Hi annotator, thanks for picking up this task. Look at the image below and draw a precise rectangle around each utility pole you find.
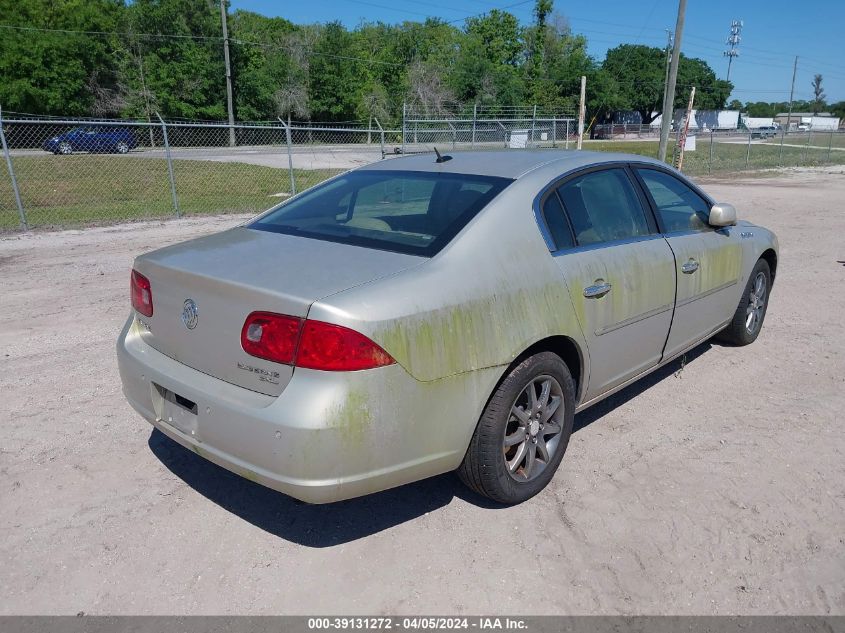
[658,0,686,162]
[220,0,236,147]
[785,56,798,134]
[723,19,743,82]
[662,29,673,120]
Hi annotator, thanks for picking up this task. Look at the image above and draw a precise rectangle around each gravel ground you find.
[1,166,843,615]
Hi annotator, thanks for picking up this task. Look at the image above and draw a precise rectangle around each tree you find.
[465,10,522,68]
[307,22,362,121]
[601,45,732,124]
[526,0,554,81]
[0,0,124,116]
[126,0,227,120]
[228,10,297,121]
[273,81,309,124]
[601,45,665,124]
[676,56,732,111]
[811,74,826,114]
[406,60,453,117]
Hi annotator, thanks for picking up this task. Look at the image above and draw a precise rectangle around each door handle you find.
[583,282,612,298]
[681,259,700,274]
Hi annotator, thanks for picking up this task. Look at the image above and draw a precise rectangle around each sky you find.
[230,0,845,105]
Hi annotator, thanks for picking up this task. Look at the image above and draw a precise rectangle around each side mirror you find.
[709,203,737,227]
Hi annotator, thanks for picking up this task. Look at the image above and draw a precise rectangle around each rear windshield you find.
[250,170,512,256]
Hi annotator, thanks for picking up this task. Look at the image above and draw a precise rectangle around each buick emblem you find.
[181,299,198,330]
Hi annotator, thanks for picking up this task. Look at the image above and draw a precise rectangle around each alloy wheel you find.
[503,375,565,482]
[745,271,767,334]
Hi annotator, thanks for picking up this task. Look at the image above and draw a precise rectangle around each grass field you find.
[581,137,844,175]
[2,139,843,230]
[0,155,340,230]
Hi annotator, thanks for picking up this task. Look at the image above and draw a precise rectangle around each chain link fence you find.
[2,111,844,232]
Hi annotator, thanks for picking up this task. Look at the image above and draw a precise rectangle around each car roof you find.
[357,150,668,180]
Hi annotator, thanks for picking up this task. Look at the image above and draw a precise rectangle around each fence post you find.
[804,129,811,163]
[401,102,406,154]
[278,118,297,196]
[709,129,714,174]
[156,113,180,218]
[374,118,385,158]
[828,129,834,162]
[745,130,751,169]
[471,103,477,149]
[565,120,570,150]
[530,104,537,147]
[552,116,557,148]
[0,106,28,231]
[778,127,785,165]
[497,121,507,148]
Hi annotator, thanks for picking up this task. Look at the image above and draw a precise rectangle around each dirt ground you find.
[1,166,843,615]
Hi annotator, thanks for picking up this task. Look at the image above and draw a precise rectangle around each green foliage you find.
[601,45,734,124]
[0,0,757,125]
[0,0,124,115]
[601,45,666,124]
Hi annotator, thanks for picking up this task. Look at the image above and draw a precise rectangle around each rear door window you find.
[251,170,511,256]
[556,169,652,245]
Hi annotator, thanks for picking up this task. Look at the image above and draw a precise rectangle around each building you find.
[773,113,839,130]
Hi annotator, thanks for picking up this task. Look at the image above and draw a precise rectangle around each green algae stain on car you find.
[374,281,583,382]
[327,388,373,444]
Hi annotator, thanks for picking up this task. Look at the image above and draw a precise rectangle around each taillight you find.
[241,312,302,365]
[297,320,395,371]
[240,312,395,371]
[130,269,153,317]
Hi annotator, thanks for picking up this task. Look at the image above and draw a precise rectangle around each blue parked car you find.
[42,126,138,155]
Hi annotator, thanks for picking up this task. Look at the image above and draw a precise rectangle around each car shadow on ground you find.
[148,340,713,547]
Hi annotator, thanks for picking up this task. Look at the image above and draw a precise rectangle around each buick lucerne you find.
[117,151,778,504]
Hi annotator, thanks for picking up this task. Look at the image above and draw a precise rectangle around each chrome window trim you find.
[550,233,667,257]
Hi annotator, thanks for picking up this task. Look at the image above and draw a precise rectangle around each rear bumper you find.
[117,316,498,503]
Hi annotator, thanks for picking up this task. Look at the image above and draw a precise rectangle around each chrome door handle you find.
[681,259,700,274]
[583,282,612,298]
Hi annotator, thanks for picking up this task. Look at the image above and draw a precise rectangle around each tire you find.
[718,258,771,346]
[458,352,576,504]
[58,142,72,155]
[115,141,129,154]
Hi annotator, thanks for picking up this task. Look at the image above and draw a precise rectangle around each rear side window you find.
[636,169,711,233]
[541,192,574,249]
[557,169,651,245]
[251,170,511,256]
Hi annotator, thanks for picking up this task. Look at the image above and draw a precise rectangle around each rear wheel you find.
[458,352,575,504]
[718,258,771,346]
[58,142,72,155]
[115,141,129,154]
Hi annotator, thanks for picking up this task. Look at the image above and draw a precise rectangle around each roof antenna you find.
[433,146,452,163]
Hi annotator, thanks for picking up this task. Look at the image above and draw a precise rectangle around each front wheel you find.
[718,258,771,346]
[458,352,575,504]
[115,141,129,154]
[58,142,72,155]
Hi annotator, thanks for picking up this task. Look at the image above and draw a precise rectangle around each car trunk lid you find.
[133,227,424,396]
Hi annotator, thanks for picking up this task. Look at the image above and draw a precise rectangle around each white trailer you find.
[743,116,775,128]
[671,109,740,131]
[804,116,840,131]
